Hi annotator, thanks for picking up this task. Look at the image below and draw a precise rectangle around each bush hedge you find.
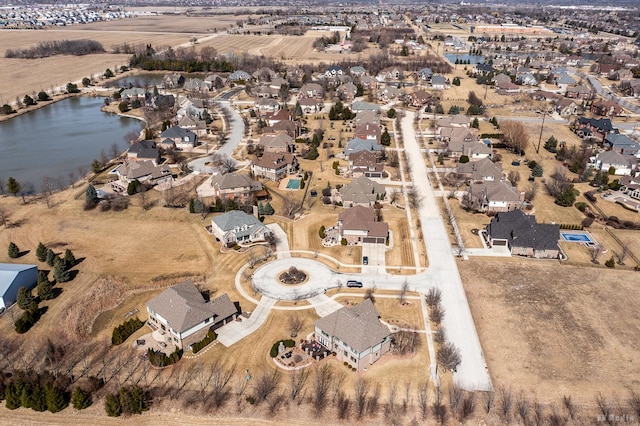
[191,329,217,353]
[269,339,295,358]
[111,317,144,345]
[147,347,183,367]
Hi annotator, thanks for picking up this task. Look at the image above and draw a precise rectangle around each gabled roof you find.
[457,158,502,180]
[209,173,262,191]
[259,132,293,150]
[118,160,170,180]
[338,205,388,238]
[578,117,613,133]
[556,72,576,85]
[314,298,390,353]
[1,263,37,299]
[595,150,635,167]
[146,280,237,334]
[345,137,383,155]
[486,209,559,252]
[341,176,385,205]
[251,152,296,169]
[211,210,264,232]
[129,140,158,159]
[160,126,197,141]
[606,133,640,150]
[351,101,381,113]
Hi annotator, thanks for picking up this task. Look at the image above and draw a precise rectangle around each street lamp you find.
[535,110,546,154]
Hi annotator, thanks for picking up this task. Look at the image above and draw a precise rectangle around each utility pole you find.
[536,110,546,154]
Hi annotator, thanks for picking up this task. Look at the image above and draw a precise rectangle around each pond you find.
[0,96,141,191]
[444,53,486,65]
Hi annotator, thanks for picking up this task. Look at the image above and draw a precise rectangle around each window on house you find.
[205,318,210,324]
[344,350,348,357]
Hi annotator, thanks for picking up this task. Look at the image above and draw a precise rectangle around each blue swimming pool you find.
[561,232,595,243]
[286,178,301,189]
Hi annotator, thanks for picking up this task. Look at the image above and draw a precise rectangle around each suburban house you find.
[338,205,388,244]
[120,88,146,102]
[176,98,205,120]
[258,132,294,153]
[574,117,614,142]
[619,175,640,200]
[430,74,449,90]
[350,66,367,77]
[255,98,281,113]
[264,109,292,127]
[344,137,383,156]
[565,84,593,100]
[485,210,560,259]
[467,180,522,214]
[297,98,324,114]
[376,86,404,103]
[339,176,386,207]
[405,90,433,108]
[456,158,503,182]
[183,78,208,93]
[251,152,298,181]
[314,298,391,372]
[211,210,272,246]
[591,100,624,117]
[351,101,381,114]
[197,173,265,202]
[354,110,380,127]
[117,160,172,186]
[605,134,640,157]
[146,280,238,350]
[128,140,160,165]
[160,126,198,150]
[178,115,207,137]
[594,151,636,176]
[349,150,385,178]
[229,70,252,82]
[337,82,358,101]
[0,263,38,310]
[417,67,434,81]
[162,73,185,89]
[354,123,381,144]
[555,98,583,117]
[298,83,324,99]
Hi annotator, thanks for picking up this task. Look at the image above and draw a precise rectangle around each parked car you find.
[346,280,363,288]
[362,256,369,265]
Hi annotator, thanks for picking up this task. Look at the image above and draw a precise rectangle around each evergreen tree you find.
[63,249,76,267]
[16,286,34,310]
[71,387,92,410]
[472,117,480,128]
[31,385,48,412]
[294,101,302,117]
[20,385,33,409]
[45,249,56,266]
[45,383,68,413]
[263,201,275,215]
[7,177,21,196]
[381,129,391,146]
[37,278,54,301]
[36,242,47,262]
[5,382,21,409]
[8,242,20,258]
[189,198,195,213]
[85,184,99,207]
[105,393,122,417]
[53,261,71,283]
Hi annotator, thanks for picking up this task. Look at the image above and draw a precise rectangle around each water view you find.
[0,96,141,191]
[444,53,486,65]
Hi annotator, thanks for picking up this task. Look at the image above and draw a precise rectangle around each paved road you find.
[401,110,491,391]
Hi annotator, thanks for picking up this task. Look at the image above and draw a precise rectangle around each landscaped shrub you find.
[283,339,295,348]
[581,217,595,228]
[459,155,469,164]
[36,243,47,262]
[575,202,587,213]
[319,225,326,239]
[147,347,183,367]
[71,387,92,410]
[111,317,144,345]
[341,238,347,246]
[605,256,615,268]
[8,242,19,258]
[191,329,217,353]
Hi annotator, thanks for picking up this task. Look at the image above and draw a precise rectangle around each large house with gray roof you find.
[146,280,238,350]
[485,210,560,259]
[339,176,386,207]
[160,126,198,151]
[314,298,391,371]
[211,210,272,247]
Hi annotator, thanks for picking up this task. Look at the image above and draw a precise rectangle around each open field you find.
[460,257,640,404]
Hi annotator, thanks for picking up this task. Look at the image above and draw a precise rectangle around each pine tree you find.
[16,286,34,310]
[53,261,71,283]
[71,387,92,410]
[63,249,76,267]
[7,177,20,196]
[36,242,47,262]
[45,249,56,266]
[105,393,122,417]
[4,382,21,409]
[45,383,68,413]
[263,201,274,215]
[20,385,33,409]
[37,279,54,301]
[85,183,99,208]
[8,242,19,258]
[31,385,48,412]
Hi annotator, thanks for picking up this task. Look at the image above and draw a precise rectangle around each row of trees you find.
[6,39,105,59]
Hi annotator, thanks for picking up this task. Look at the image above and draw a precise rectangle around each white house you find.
[594,151,636,176]
[211,210,272,247]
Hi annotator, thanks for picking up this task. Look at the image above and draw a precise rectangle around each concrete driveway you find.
[361,243,386,274]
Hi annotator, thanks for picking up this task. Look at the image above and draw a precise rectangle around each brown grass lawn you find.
[460,257,640,404]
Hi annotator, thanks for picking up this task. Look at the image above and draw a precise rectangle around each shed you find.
[0,263,38,309]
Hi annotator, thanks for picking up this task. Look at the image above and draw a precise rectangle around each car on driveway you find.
[362,256,369,265]
[346,280,363,288]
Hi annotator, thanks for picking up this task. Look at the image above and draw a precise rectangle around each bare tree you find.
[449,382,463,412]
[288,369,309,403]
[367,382,381,417]
[110,142,121,159]
[501,120,529,155]
[459,391,476,421]
[287,315,304,338]
[399,278,409,305]
[0,177,5,195]
[628,391,640,419]
[425,287,441,307]
[524,181,538,202]
[312,363,333,414]
[563,394,577,420]
[252,369,280,404]
[124,129,140,145]
[77,165,88,179]
[614,241,630,265]
[483,390,495,414]
[407,185,423,209]
[68,171,76,188]
[354,377,370,419]
[210,361,235,408]
[590,245,603,264]
[596,393,614,425]
[0,206,9,228]
[533,400,545,426]
[507,170,521,188]
[431,387,448,425]
[392,330,421,355]
[429,304,445,326]
[282,198,302,218]
[383,381,397,419]
[517,392,530,423]
[336,391,351,419]
[499,386,513,422]
[417,381,430,420]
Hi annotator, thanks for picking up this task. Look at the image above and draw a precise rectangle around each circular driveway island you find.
[252,258,347,300]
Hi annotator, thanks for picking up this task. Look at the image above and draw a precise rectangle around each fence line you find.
[604,227,640,267]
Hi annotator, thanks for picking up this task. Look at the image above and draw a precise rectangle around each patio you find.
[132,329,178,356]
